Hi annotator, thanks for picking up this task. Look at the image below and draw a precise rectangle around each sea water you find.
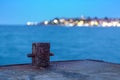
[0,25,120,65]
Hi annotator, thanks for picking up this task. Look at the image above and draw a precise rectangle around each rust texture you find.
[27,43,54,67]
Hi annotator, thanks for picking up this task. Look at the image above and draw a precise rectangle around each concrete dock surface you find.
[0,60,120,80]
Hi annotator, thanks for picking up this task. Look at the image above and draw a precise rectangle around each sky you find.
[0,0,120,25]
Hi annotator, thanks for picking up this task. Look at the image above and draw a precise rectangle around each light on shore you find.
[26,22,34,26]
[44,21,49,25]
[53,19,59,24]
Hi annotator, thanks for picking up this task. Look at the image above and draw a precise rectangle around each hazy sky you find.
[0,0,120,25]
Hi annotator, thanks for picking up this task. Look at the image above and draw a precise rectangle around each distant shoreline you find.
[26,16,120,27]
[26,24,120,28]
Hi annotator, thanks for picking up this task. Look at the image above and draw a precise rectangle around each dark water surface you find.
[0,25,120,65]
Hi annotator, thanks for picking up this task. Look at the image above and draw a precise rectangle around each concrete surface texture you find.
[0,60,120,80]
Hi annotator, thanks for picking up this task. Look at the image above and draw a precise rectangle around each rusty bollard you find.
[27,43,54,68]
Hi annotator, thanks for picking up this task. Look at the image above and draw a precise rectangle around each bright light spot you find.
[26,22,34,26]
[102,22,108,27]
[107,23,112,27]
[90,21,98,26]
[94,21,99,26]
[77,21,84,26]
[53,19,58,24]
[117,23,120,27]
[84,23,89,26]
[112,21,118,26]
[44,21,49,25]
[90,21,95,26]
[68,23,74,26]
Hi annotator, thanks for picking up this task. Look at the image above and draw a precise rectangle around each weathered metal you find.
[27,43,54,67]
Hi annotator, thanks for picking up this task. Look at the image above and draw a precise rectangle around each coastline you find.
[26,24,120,28]
[26,17,120,27]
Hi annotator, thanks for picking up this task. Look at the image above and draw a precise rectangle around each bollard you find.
[27,43,54,68]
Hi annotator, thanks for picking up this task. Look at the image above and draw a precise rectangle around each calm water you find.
[0,25,120,65]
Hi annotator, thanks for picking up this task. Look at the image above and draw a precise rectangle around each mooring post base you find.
[27,43,54,68]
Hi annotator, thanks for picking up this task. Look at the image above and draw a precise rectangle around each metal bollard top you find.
[27,43,54,68]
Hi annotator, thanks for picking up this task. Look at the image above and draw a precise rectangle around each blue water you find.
[0,25,120,65]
